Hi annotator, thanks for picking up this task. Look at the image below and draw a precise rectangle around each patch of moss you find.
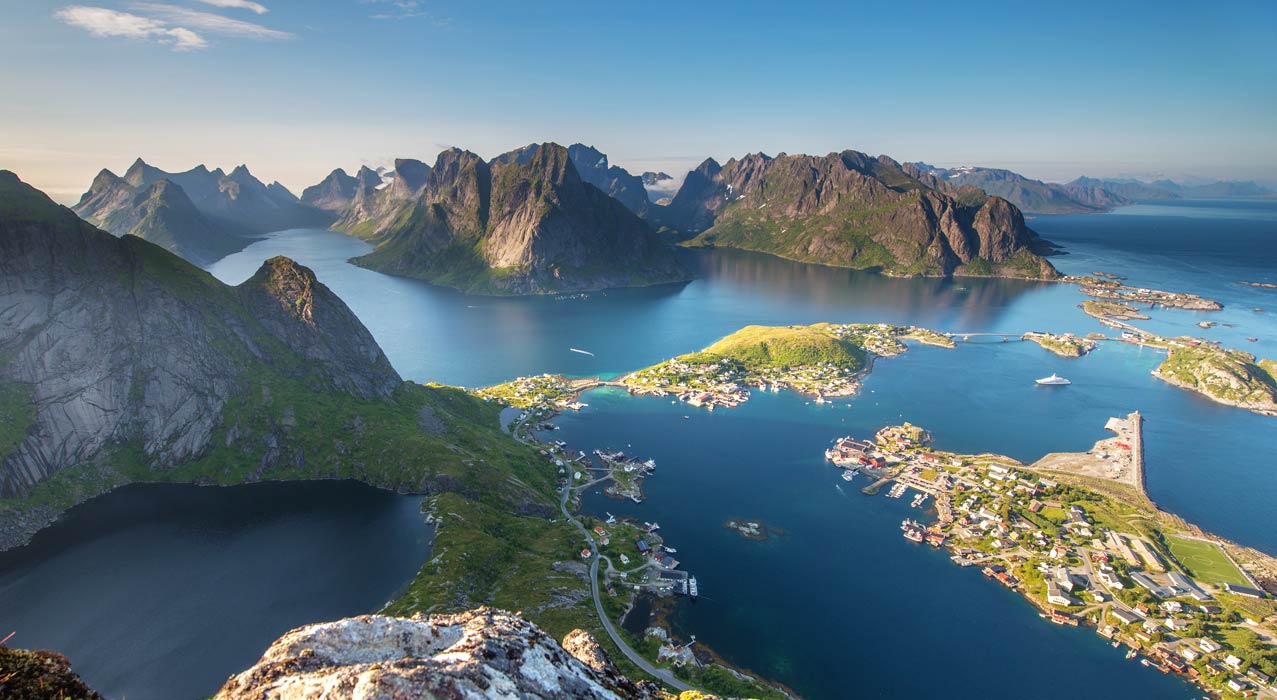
[0,380,35,462]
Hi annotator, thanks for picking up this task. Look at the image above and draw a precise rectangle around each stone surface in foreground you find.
[214,607,673,700]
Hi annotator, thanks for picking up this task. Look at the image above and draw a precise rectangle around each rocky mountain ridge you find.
[334,143,689,295]
[660,151,1058,279]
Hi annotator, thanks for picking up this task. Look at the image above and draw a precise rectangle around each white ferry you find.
[841,469,856,482]
[688,576,699,598]
[1035,373,1071,386]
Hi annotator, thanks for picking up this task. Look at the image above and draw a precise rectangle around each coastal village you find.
[828,417,1277,699]
[623,323,955,411]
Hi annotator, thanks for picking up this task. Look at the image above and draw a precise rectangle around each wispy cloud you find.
[55,2,290,51]
[362,0,431,20]
[54,6,208,50]
[193,0,268,14]
[128,3,292,39]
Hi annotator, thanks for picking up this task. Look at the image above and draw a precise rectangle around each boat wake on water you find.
[570,348,595,356]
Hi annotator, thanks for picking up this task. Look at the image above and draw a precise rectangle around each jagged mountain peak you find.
[85,168,122,196]
[334,144,688,295]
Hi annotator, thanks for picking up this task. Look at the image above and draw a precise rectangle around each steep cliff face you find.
[0,171,402,500]
[340,144,689,295]
[75,158,331,253]
[661,151,1058,279]
[214,608,680,700]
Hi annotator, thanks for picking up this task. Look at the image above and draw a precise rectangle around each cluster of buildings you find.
[845,423,1277,699]
[626,357,751,409]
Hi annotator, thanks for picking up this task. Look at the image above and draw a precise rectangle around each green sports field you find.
[1167,536,1250,586]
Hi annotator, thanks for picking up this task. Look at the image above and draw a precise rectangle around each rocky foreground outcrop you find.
[214,608,691,700]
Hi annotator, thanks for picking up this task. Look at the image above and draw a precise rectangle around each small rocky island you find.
[1023,332,1099,358]
[1067,275,1223,312]
[724,518,782,542]
[1082,299,1151,322]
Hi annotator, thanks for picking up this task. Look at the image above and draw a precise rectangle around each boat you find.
[1035,373,1071,386]
[903,528,924,543]
[841,470,856,482]
[605,512,616,524]
[1126,649,1138,659]
[664,547,677,553]
[688,576,699,598]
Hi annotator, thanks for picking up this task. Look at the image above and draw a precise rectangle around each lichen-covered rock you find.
[214,608,668,700]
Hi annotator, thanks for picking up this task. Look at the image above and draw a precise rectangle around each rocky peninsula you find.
[840,417,1277,698]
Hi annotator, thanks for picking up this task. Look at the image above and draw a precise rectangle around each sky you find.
[2,0,1276,203]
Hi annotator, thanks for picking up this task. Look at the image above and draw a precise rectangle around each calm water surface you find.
[0,481,431,700]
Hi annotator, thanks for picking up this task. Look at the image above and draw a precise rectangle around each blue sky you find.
[2,0,1275,202]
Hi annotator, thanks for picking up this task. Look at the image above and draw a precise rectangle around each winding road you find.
[558,475,696,692]
[513,405,696,693]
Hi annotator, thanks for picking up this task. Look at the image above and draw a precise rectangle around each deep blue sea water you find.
[10,197,1254,700]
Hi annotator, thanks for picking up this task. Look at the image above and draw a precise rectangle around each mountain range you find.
[655,151,1059,279]
[0,170,546,549]
[73,158,330,265]
[911,164,1130,214]
[1071,176,1275,200]
[913,165,1275,214]
[331,143,691,295]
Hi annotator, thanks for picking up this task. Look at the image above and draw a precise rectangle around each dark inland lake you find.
[0,481,431,700]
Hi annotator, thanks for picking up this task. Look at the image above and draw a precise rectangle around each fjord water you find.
[2,197,1251,699]
[0,481,431,700]
[550,386,1198,700]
